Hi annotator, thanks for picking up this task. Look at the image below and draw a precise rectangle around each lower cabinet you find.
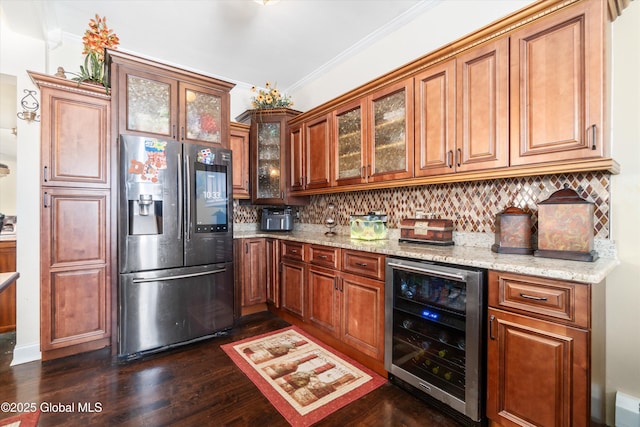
[280,259,306,320]
[486,270,605,427]
[40,188,111,360]
[339,271,385,361]
[0,240,17,333]
[306,245,386,362]
[238,238,267,307]
[265,238,280,308]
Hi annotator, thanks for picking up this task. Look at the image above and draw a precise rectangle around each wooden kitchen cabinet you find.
[303,113,332,190]
[340,271,385,360]
[40,187,111,360]
[265,238,280,308]
[486,270,605,427]
[108,50,233,148]
[367,80,414,183]
[307,246,385,361]
[333,98,368,187]
[39,77,110,188]
[31,72,113,361]
[230,122,250,199]
[280,240,307,320]
[237,238,267,307]
[0,240,17,333]
[414,37,508,177]
[289,121,304,193]
[510,0,608,166]
[237,108,308,205]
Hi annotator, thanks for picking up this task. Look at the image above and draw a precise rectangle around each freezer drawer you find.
[119,263,234,357]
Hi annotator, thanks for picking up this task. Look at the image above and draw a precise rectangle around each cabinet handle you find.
[456,148,462,167]
[172,124,177,140]
[43,191,49,208]
[447,150,453,168]
[181,126,185,141]
[245,242,249,254]
[290,249,298,254]
[43,166,48,182]
[355,262,368,267]
[361,166,365,179]
[590,124,597,150]
[318,255,328,259]
[489,315,495,340]
[367,165,372,177]
[519,293,548,301]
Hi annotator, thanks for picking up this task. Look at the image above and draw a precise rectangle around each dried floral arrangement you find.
[250,81,293,109]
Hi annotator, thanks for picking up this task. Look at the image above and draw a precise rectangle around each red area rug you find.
[222,326,386,426]
[0,410,40,427]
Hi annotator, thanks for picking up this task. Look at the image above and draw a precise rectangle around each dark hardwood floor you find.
[0,312,464,426]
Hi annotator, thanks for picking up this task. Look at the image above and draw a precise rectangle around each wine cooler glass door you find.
[385,258,485,423]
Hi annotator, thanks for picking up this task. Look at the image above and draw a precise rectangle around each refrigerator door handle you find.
[185,155,192,241]
[177,153,183,240]
[132,268,227,283]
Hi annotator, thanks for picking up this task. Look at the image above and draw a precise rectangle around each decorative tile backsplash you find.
[234,172,611,239]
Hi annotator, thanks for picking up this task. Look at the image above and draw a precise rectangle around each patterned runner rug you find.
[222,326,386,426]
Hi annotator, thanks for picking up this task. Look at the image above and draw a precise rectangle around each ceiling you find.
[0,0,432,90]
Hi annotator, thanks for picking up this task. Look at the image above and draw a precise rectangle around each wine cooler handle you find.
[388,262,465,281]
[489,315,495,340]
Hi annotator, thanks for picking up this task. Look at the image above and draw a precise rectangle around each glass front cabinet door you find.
[116,62,230,148]
[238,109,306,205]
[367,80,414,182]
[334,99,368,187]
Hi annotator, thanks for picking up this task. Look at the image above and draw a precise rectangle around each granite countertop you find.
[0,272,19,294]
[234,229,619,284]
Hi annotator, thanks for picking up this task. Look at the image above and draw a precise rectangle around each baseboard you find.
[10,342,41,366]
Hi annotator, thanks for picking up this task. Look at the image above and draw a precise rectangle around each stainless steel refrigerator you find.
[118,134,234,358]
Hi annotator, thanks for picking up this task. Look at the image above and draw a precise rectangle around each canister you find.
[491,206,533,254]
[534,185,598,262]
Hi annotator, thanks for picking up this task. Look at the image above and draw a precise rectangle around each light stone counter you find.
[234,226,619,284]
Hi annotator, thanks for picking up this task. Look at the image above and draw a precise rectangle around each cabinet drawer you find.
[488,271,589,328]
[308,245,340,269]
[281,241,305,262]
[342,250,385,281]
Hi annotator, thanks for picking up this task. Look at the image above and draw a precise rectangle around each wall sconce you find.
[17,89,40,122]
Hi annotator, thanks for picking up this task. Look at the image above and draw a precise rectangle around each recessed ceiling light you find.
[254,0,280,5]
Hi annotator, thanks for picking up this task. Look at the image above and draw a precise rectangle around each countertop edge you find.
[233,231,619,284]
[0,272,19,294]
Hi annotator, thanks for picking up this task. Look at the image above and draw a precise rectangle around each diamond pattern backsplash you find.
[233,172,611,239]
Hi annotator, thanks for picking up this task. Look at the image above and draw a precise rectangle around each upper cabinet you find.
[455,38,509,173]
[230,122,250,199]
[107,50,234,148]
[510,0,608,165]
[414,38,508,178]
[287,0,615,196]
[367,80,414,182]
[37,75,111,188]
[237,108,309,206]
[334,98,368,187]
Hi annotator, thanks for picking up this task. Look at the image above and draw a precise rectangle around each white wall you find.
[607,2,640,424]
[289,0,536,111]
[0,20,46,364]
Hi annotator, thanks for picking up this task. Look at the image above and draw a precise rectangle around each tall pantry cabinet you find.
[31,72,112,361]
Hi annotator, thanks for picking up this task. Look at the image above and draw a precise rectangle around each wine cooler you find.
[385,257,487,426]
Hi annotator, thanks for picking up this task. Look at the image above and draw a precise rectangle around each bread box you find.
[399,218,454,246]
[534,185,598,262]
